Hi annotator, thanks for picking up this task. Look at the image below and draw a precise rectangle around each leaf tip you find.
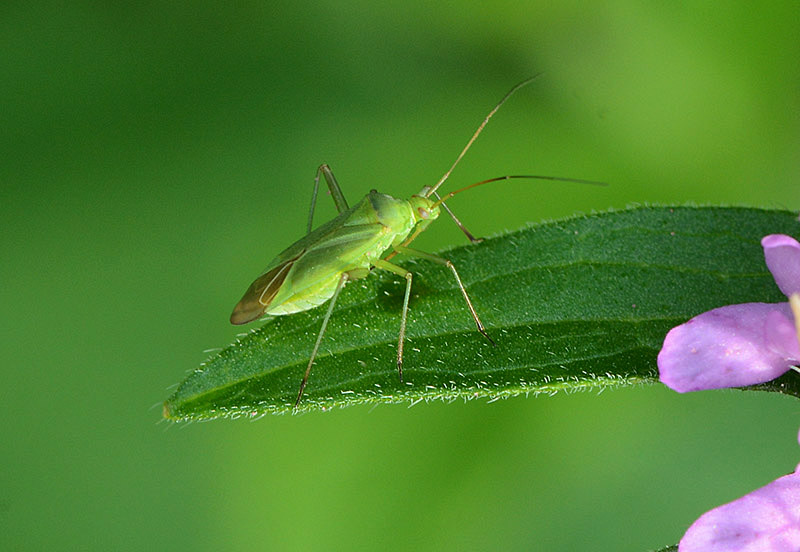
[162,399,177,421]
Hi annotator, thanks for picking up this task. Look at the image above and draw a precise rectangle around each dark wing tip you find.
[229,251,302,325]
[230,298,266,325]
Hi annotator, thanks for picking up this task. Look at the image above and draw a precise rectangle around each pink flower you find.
[658,234,800,393]
[678,429,800,551]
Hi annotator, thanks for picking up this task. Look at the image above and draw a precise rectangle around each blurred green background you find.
[2,2,798,550]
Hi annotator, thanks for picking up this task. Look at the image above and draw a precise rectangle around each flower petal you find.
[658,303,796,392]
[679,467,800,552]
[762,234,800,297]
[765,309,800,362]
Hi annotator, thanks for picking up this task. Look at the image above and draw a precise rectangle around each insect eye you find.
[418,207,430,219]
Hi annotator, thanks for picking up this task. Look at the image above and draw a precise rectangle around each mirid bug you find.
[230,76,601,407]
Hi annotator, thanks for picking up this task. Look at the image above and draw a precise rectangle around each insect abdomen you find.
[266,272,343,315]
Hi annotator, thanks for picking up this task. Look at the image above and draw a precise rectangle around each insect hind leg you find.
[294,273,349,408]
[307,164,350,233]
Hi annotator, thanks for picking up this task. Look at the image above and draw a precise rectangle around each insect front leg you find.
[372,259,413,382]
[393,245,495,346]
[307,164,350,232]
[430,191,483,244]
[295,273,349,408]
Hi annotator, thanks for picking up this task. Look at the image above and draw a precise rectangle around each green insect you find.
[230,76,598,407]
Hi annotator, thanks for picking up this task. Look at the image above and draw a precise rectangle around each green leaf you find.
[164,206,800,420]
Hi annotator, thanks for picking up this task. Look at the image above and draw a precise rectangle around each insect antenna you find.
[425,74,542,199]
[431,174,606,210]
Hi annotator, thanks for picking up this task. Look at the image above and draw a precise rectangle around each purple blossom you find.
[658,234,800,393]
[678,430,800,551]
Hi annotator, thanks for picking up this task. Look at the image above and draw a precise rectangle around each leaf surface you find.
[164,206,800,420]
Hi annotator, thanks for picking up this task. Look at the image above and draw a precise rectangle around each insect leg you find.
[307,164,350,233]
[372,259,413,382]
[295,273,349,408]
[431,191,483,243]
[393,245,495,346]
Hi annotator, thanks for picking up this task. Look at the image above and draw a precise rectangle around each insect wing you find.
[266,223,390,313]
[229,204,360,325]
[230,251,303,324]
[230,195,389,324]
